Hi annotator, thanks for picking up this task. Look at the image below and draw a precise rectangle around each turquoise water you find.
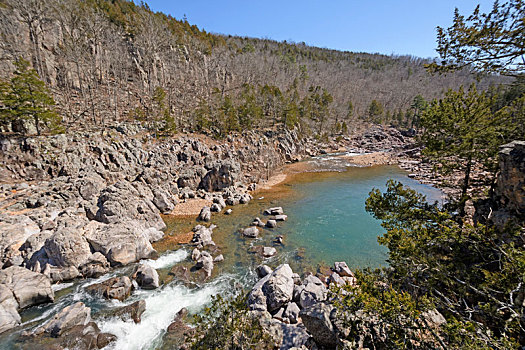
[275,165,443,269]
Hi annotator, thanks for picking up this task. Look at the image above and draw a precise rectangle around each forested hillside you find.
[0,0,505,137]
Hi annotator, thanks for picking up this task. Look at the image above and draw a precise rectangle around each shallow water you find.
[0,158,442,349]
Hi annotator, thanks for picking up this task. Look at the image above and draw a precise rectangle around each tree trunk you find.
[459,154,473,217]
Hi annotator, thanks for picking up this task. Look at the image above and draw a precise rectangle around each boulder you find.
[78,252,110,278]
[264,207,284,216]
[284,302,301,324]
[225,209,233,215]
[85,276,133,301]
[0,284,20,334]
[329,272,346,287]
[191,248,201,261]
[213,254,224,263]
[261,264,295,312]
[113,300,146,323]
[49,266,80,283]
[195,251,214,278]
[95,180,166,231]
[39,302,91,337]
[213,197,226,209]
[0,266,54,309]
[256,265,273,279]
[85,222,158,266]
[210,203,222,213]
[152,188,175,214]
[266,219,277,228]
[242,226,259,238]
[274,214,288,221]
[300,303,338,348]
[333,261,353,277]
[252,217,265,227]
[298,275,327,309]
[133,264,159,290]
[197,206,211,222]
[262,247,277,257]
[191,225,215,248]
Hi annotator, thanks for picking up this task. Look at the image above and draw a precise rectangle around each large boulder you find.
[195,251,214,278]
[112,300,146,323]
[132,264,159,290]
[0,284,20,334]
[44,229,92,268]
[85,222,158,266]
[242,226,259,238]
[0,215,40,267]
[38,302,91,337]
[333,261,353,277]
[297,275,328,309]
[249,264,294,313]
[0,266,54,309]
[300,303,338,348]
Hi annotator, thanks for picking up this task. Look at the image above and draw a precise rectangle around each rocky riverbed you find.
[2,123,485,348]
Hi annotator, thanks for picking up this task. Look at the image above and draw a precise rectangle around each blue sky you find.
[144,1,495,58]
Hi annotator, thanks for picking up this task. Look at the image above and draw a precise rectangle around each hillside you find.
[0,0,505,136]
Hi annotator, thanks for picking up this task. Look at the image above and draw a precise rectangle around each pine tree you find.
[421,84,510,216]
[368,99,383,123]
[0,58,62,135]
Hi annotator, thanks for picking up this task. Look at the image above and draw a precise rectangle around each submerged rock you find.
[242,226,259,238]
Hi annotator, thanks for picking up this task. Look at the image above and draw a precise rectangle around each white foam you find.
[142,249,188,270]
[98,279,229,350]
[51,282,74,292]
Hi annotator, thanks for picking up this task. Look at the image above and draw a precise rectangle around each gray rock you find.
[225,209,232,215]
[44,229,92,268]
[300,303,338,348]
[78,252,110,278]
[195,251,214,278]
[284,302,301,324]
[329,272,346,287]
[266,219,277,228]
[262,247,277,257]
[0,284,20,334]
[243,226,259,238]
[210,203,222,213]
[199,160,241,192]
[274,214,288,221]
[213,254,224,263]
[191,225,215,248]
[152,188,175,214]
[252,217,265,227]
[113,300,146,323]
[262,264,295,312]
[197,206,211,222]
[333,261,353,277]
[256,265,273,279]
[0,266,54,309]
[133,264,159,290]
[49,266,80,283]
[299,275,327,309]
[264,207,284,216]
[40,302,91,337]
[85,222,158,266]
[85,276,133,301]
[191,248,201,261]
[213,197,226,209]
